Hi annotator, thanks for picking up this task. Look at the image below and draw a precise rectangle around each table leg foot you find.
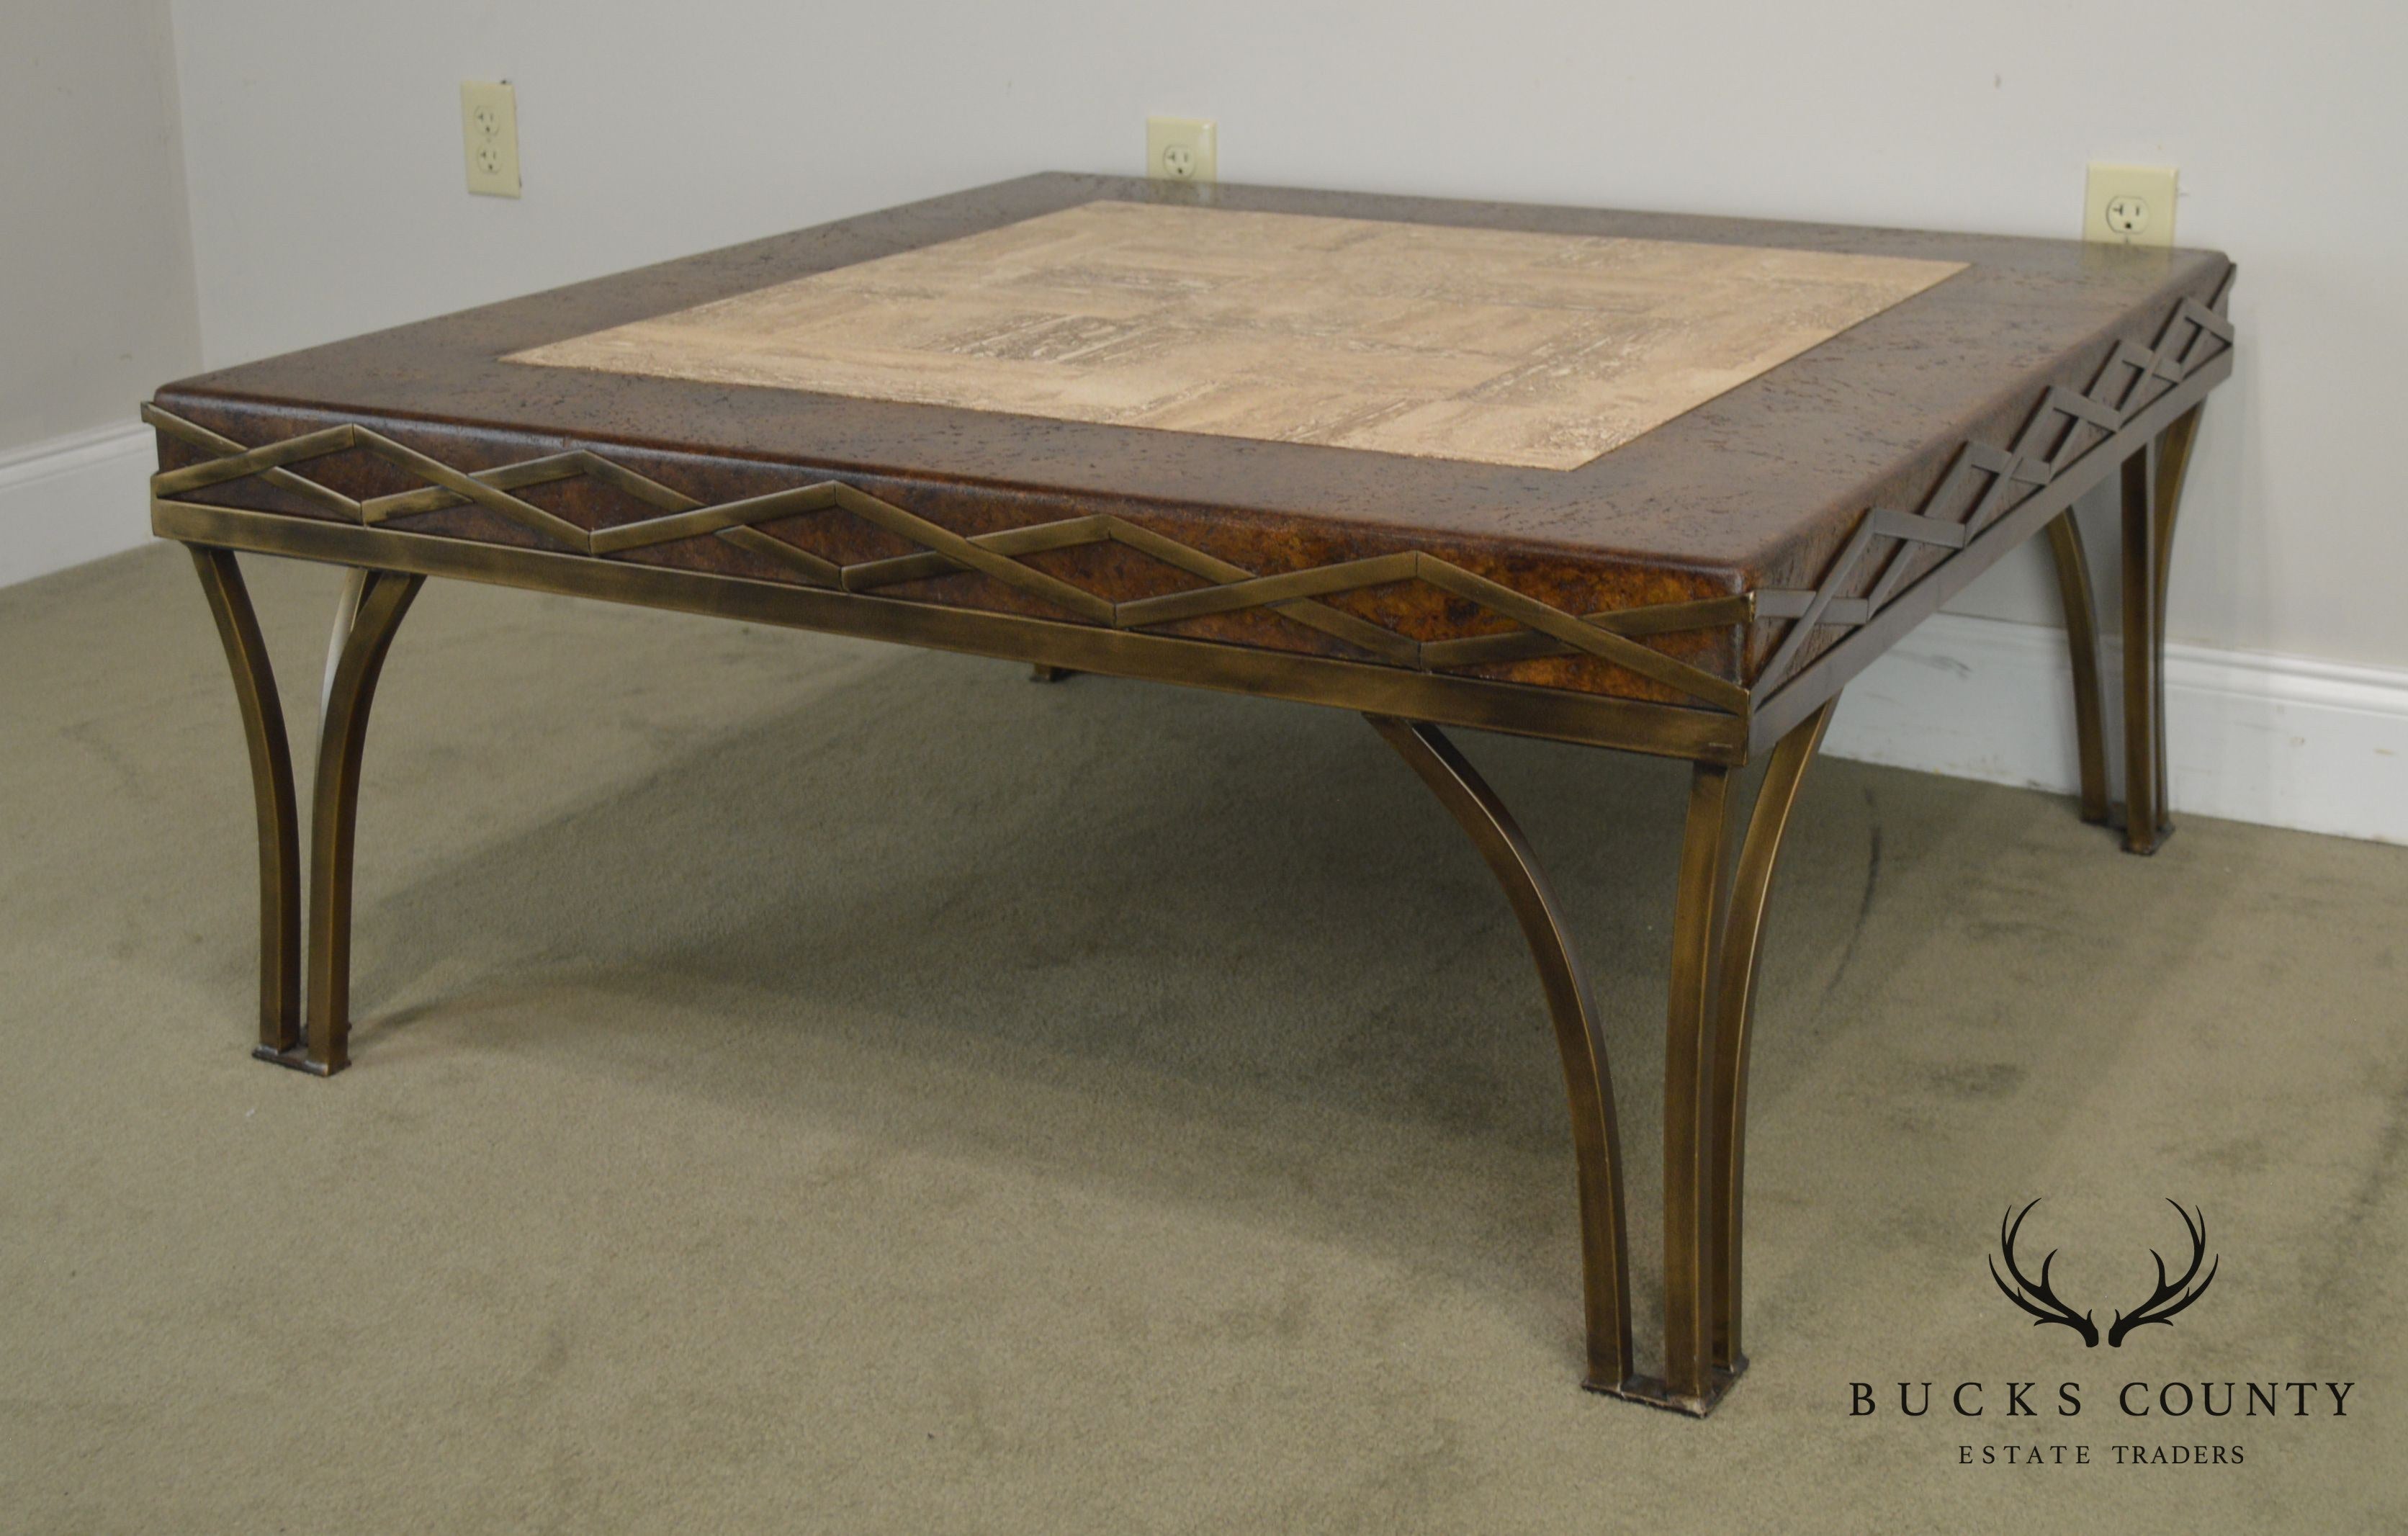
[1588,1356,1748,1419]
[251,1041,347,1077]
[1029,663,1077,683]
[2109,809,2177,855]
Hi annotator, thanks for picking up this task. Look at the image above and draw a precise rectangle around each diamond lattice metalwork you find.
[143,403,1753,711]
[1748,277,2236,690]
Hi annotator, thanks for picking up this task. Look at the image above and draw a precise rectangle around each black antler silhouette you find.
[1988,1199,2099,1347]
[2106,1200,2219,1347]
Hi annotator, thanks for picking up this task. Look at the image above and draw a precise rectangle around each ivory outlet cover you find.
[2084,163,2176,248]
[1146,117,1217,184]
[462,81,521,198]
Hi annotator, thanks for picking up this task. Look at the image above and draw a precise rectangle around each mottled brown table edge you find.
[142,241,2233,731]
[148,174,2234,581]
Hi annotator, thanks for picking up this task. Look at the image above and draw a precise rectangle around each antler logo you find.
[1988,1198,2219,1347]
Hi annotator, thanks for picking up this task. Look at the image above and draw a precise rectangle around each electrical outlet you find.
[2084,163,2175,248]
[462,81,521,198]
[1146,117,1217,184]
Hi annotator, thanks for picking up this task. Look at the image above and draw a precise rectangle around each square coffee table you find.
[147,174,2234,1414]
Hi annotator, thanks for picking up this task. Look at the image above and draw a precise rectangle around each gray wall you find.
[140,2,2408,672]
[1,1,200,452]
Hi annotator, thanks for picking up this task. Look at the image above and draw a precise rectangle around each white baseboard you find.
[0,421,156,588]
[1827,611,2408,846]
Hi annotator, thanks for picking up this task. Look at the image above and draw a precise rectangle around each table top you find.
[507,200,1964,472]
[148,174,2234,716]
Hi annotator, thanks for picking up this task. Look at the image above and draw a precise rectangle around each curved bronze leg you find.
[2118,403,2205,855]
[1707,699,1838,1373]
[2044,514,2111,825]
[1661,760,1737,1409]
[298,569,424,1074]
[187,547,303,1053]
[1366,715,1635,1393]
[320,567,369,713]
[2120,441,2161,853]
[2147,403,2202,837]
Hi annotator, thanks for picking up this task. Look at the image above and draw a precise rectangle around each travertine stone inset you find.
[508,201,1964,471]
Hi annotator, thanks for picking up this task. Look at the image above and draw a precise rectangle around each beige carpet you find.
[2,544,2402,1532]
